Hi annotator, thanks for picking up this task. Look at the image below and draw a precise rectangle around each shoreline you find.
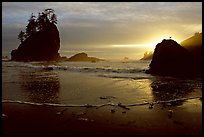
[2,99,202,135]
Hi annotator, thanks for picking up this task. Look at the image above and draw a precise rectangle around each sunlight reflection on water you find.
[2,61,202,108]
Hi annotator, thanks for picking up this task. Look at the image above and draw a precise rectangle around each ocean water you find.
[2,60,202,108]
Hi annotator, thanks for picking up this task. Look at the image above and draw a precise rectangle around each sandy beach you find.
[2,98,202,135]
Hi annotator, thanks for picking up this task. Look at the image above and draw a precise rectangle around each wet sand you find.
[2,99,202,135]
[2,65,202,135]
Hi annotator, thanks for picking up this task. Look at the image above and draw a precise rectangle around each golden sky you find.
[2,2,202,59]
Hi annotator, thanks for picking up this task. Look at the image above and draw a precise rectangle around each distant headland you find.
[140,51,153,60]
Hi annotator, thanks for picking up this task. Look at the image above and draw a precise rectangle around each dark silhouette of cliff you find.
[11,9,61,61]
[61,52,105,62]
[146,39,200,77]
[180,32,202,50]
[140,51,153,60]
[180,32,202,72]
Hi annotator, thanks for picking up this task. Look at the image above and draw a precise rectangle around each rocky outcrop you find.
[68,52,89,61]
[61,52,104,62]
[11,23,60,61]
[180,32,202,49]
[146,39,200,77]
[140,51,153,60]
[180,32,202,74]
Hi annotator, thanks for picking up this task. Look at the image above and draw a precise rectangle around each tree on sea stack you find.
[18,9,58,42]
[17,31,25,43]
[11,9,61,61]
[25,13,37,37]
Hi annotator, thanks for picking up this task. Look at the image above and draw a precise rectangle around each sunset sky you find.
[2,2,202,59]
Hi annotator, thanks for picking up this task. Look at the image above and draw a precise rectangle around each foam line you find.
[2,96,201,109]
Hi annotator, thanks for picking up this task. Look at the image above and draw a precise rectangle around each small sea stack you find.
[63,52,105,62]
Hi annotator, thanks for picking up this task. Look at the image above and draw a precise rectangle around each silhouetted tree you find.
[18,9,58,41]
[44,9,54,20]
[36,9,57,30]
[37,12,47,31]
[26,13,37,37]
[18,31,25,43]
[51,13,57,24]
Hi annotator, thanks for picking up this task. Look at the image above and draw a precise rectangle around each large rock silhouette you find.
[11,23,60,61]
[146,39,200,77]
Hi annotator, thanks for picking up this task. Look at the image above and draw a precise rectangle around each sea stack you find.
[67,52,104,62]
[146,39,199,77]
[11,9,61,61]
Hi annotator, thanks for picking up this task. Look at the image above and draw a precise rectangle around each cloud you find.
[2,2,202,59]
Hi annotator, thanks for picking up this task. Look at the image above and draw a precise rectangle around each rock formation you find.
[146,39,200,77]
[180,32,202,74]
[11,23,60,61]
[62,52,105,62]
[140,51,153,60]
[11,9,61,61]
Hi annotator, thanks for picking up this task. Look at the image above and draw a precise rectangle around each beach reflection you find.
[20,69,60,103]
[150,76,202,106]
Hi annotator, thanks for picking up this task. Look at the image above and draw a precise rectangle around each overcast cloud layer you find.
[2,2,202,59]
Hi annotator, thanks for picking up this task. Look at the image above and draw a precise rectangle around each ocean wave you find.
[3,60,149,75]
[41,65,147,74]
[2,59,10,62]
[3,61,45,69]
